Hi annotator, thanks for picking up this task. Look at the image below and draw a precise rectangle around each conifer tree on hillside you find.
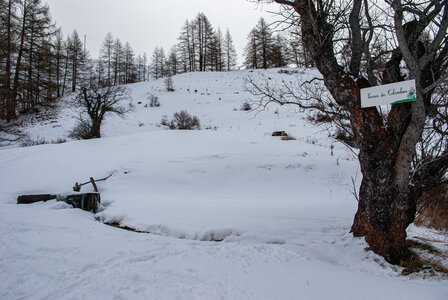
[166,46,179,76]
[142,52,148,81]
[286,30,314,68]
[0,0,149,124]
[195,13,215,71]
[0,0,61,120]
[255,17,274,69]
[67,30,87,93]
[244,29,259,69]
[123,42,136,84]
[177,19,196,73]
[53,30,65,98]
[98,34,141,86]
[151,47,166,80]
[210,28,224,71]
[112,37,123,86]
[244,17,286,69]
[136,54,146,82]
[176,13,238,74]
[270,34,287,68]
[100,32,114,87]
[223,29,238,71]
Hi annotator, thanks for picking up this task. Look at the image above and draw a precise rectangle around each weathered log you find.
[17,194,57,204]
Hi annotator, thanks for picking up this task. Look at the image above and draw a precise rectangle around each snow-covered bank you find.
[2,201,446,300]
[1,69,447,299]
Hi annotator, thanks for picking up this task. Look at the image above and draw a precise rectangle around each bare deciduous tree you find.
[71,85,132,139]
[253,0,448,264]
[164,76,175,92]
[169,110,200,130]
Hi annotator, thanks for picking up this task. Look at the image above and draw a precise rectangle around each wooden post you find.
[90,177,99,193]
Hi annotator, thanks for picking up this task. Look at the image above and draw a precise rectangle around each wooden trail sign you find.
[361,79,417,108]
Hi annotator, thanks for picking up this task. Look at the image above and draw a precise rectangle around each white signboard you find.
[361,79,416,108]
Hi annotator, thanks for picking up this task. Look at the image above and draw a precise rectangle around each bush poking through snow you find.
[415,185,448,232]
[164,76,175,92]
[160,115,170,127]
[168,110,200,130]
[20,135,68,147]
[240,101,252,111]
[148,94,160,107]
[69,118,95,140]
[20,137,48,147]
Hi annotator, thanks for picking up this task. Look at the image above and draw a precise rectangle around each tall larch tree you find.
[178,19,196,72]
[112,37,123,85]
[1,0,58,120]
[244,28,259,69]
[166,46,179,76]
[100,32,114,87]
[195,13,215,71]
[151,47,166,80]
[67,30,84,92]
[223,28,238,71]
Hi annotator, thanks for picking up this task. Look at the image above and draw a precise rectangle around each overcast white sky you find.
[44,0,279,65]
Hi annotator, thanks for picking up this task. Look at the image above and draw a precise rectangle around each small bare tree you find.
[147,94,160,107]
[70,86,132,139]
[164,76,175,92]
[169,110,200,130]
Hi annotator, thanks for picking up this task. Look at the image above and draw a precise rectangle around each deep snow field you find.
[1,69,447,299]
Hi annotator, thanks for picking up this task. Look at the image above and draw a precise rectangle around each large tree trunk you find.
[351,168,408,264]
[90,119,102,138]
[277,0,419,264]
[8,0,28,121]
[350,98,413,263]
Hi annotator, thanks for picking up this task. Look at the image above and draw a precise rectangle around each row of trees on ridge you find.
[0,0,150,122]
[150,13,239,79]
[1,2,313,123]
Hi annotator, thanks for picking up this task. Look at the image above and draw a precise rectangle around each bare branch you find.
[349,0,363,76]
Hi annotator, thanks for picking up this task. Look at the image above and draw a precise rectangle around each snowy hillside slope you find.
[0,69,447,299]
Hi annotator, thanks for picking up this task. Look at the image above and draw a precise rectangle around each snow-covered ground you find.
[1,69,447,299]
